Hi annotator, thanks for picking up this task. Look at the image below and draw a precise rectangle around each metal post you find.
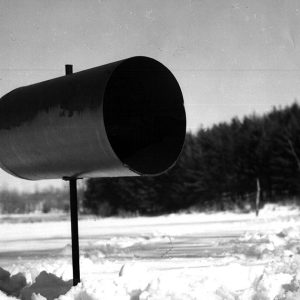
[65,64,73,75]
[64,64,80,286]
[69,178,80,286]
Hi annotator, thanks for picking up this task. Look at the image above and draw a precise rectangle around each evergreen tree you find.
[84,102,300,216]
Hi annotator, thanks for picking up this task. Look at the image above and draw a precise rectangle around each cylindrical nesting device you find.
[0,56,186,180]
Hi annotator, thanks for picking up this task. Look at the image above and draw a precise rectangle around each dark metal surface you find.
[0,56,186,180]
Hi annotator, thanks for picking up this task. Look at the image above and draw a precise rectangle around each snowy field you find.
[1,204,300,299]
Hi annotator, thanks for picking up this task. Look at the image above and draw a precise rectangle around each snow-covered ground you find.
[1,204,300,299]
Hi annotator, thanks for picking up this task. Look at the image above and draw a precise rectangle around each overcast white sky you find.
[1,0,300,191]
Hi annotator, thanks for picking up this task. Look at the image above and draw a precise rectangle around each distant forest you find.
[83,102,300,216]
[0,187,70,214]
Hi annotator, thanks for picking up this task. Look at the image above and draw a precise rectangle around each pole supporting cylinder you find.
[63,65,80,286]
[68,178,80,286]
[65,64,73,76]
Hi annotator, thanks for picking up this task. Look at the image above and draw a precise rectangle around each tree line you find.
[0,187,70,214]
[83,102,300,216]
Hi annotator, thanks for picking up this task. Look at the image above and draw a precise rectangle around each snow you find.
[1,204,300,299]
[0,268,26,297]
[20,272,72,300]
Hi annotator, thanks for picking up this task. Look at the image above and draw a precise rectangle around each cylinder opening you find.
[103,56,186,175]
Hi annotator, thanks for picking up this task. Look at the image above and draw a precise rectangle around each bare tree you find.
[256,178,260,217]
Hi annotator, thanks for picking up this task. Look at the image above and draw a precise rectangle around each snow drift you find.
[1,204,300,299]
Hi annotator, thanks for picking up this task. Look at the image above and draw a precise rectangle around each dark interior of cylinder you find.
[103,56,186,175]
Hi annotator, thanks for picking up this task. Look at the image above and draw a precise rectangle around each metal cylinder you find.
[0,56,186,180]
